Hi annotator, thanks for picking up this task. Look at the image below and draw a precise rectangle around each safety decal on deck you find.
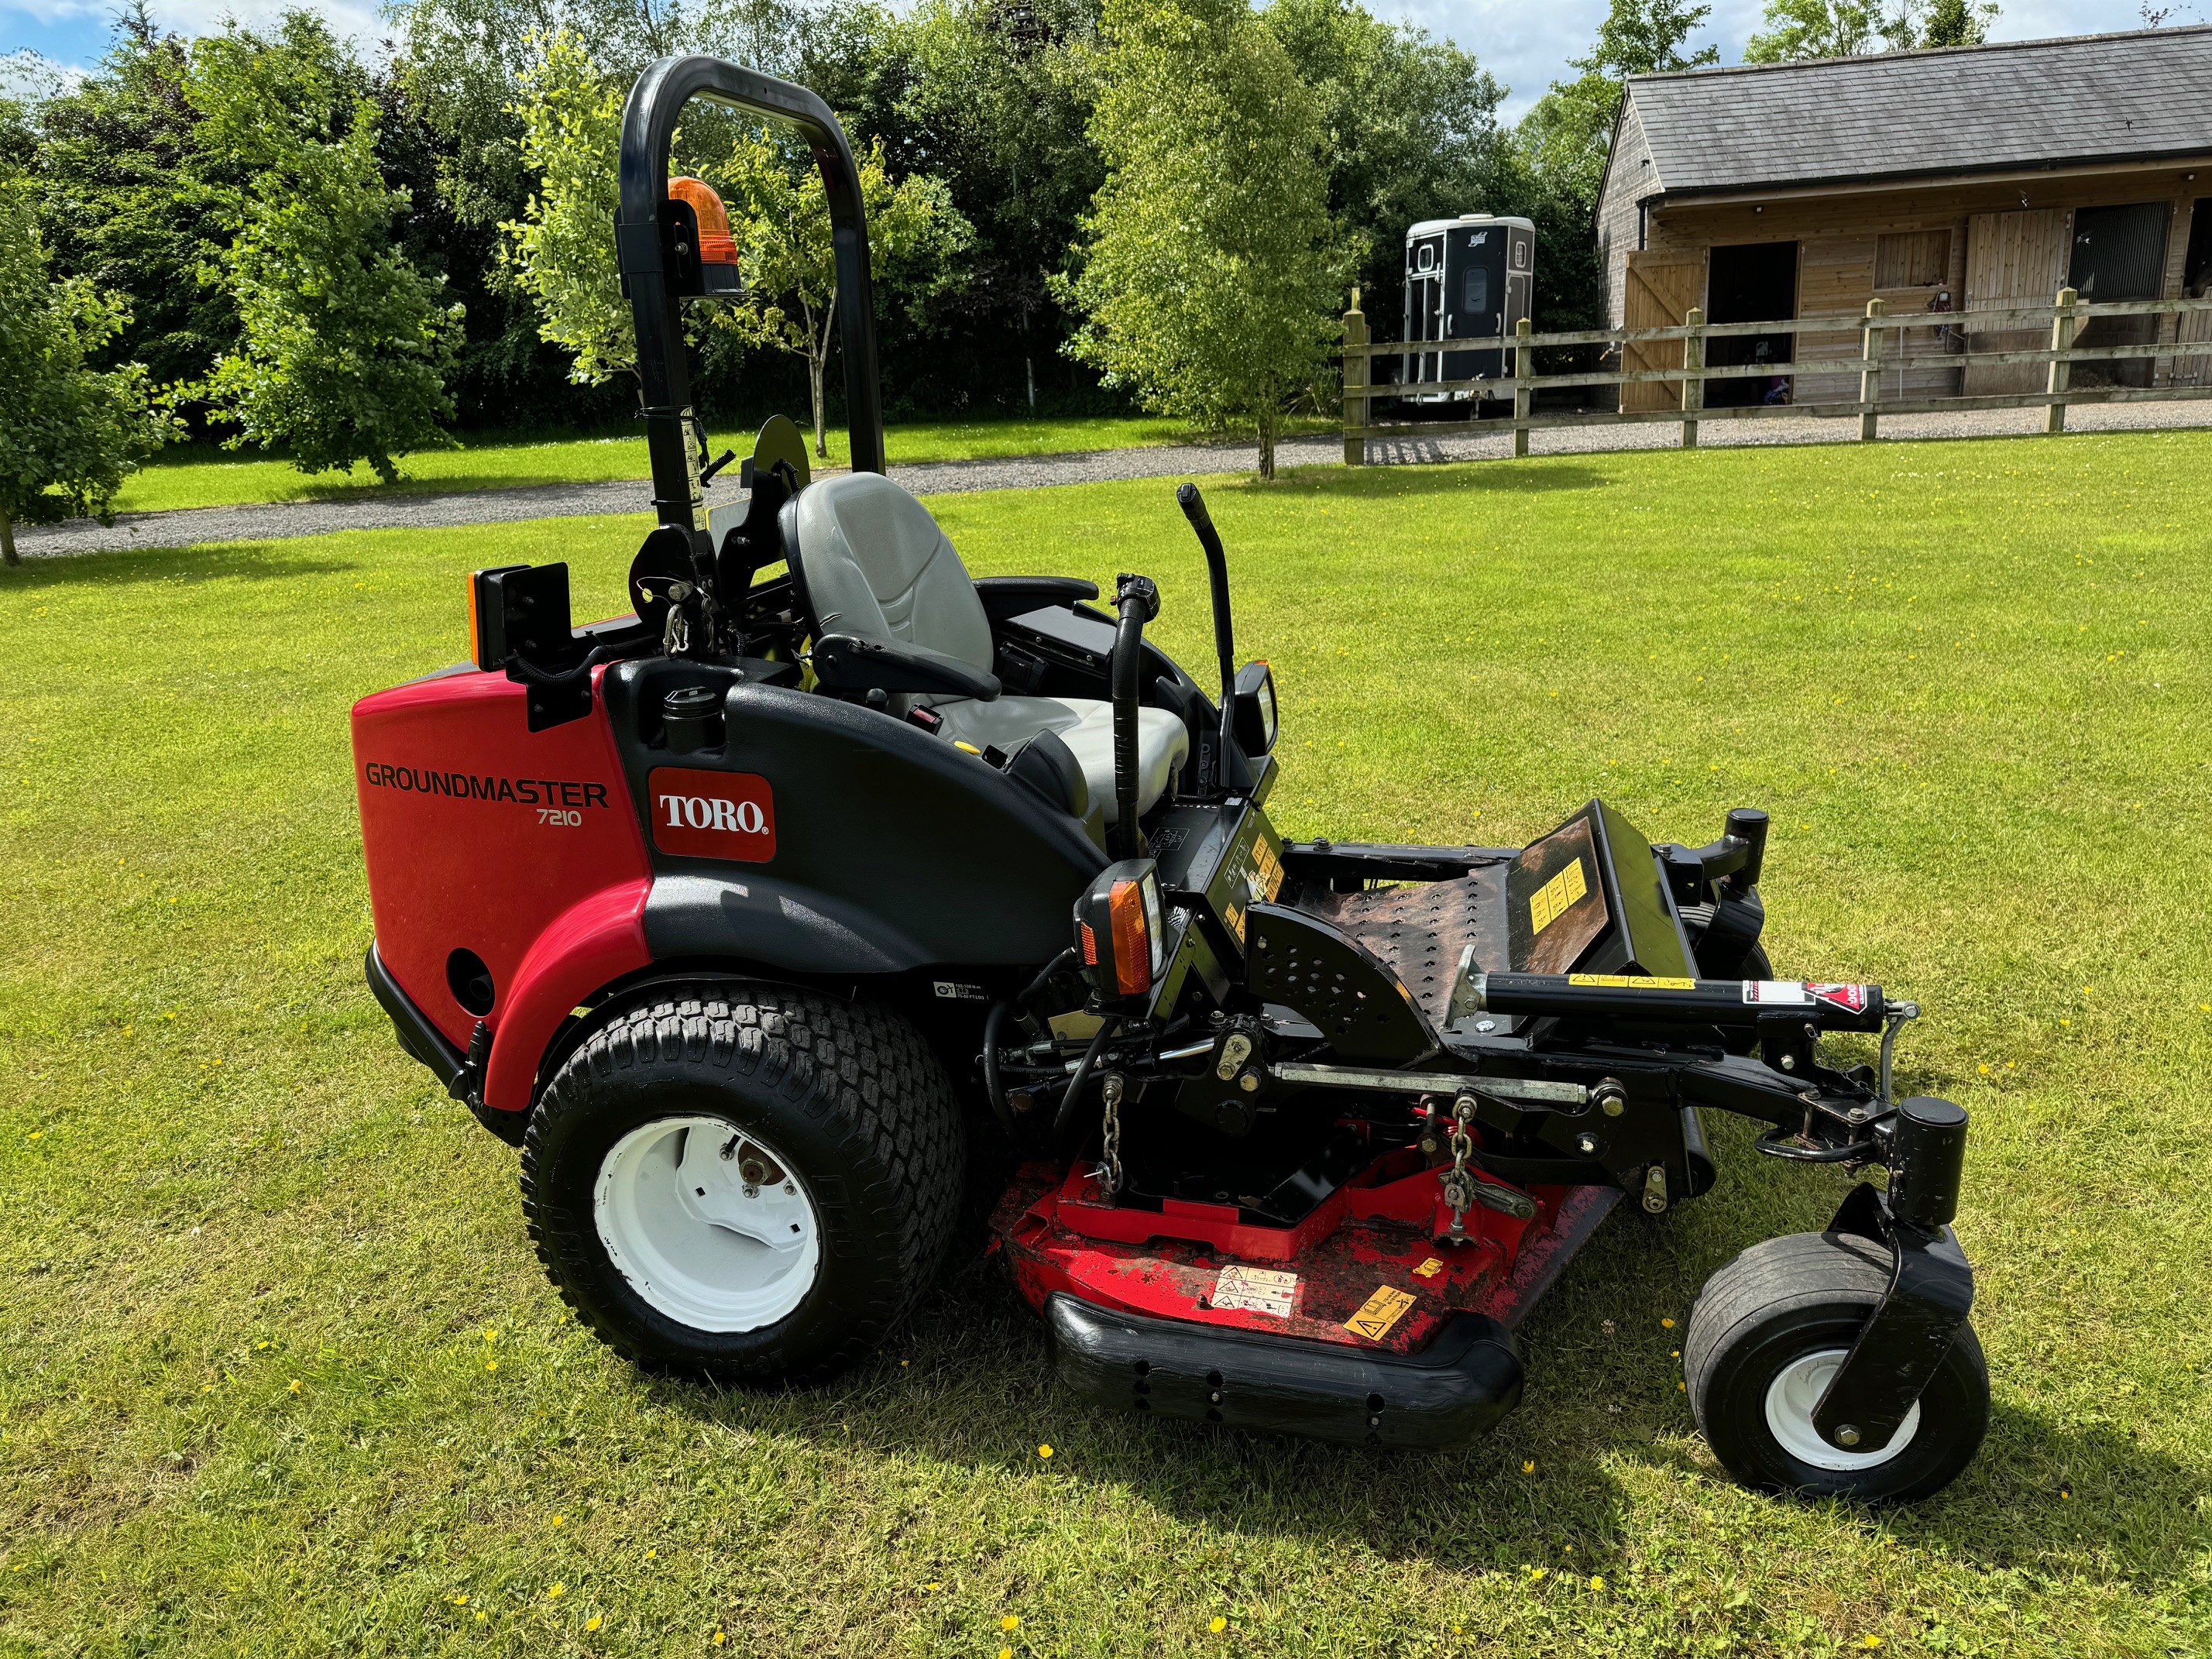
[1568,974,1696,991]
[1742,981,1811,1005]
[1413,1257,1446,1279]
[1249,835,1285,905]
[1528,857,1589,934]
[1345,1285,1417,1341]
[1212,1265,1297,1318]
[1807,982,1870,1015]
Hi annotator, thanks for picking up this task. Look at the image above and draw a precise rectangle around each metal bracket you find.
[1809,1180,1975,1452]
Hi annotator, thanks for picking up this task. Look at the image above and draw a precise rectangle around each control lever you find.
[1174,483,1248,793]
[1110,572,1159,858]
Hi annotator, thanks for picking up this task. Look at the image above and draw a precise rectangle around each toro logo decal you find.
[1807,982,1871,1015]
[648,767,775,862]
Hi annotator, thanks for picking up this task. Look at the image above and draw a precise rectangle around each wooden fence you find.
[1338,289,2212,465]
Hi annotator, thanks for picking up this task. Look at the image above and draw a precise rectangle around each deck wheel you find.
[1683,1228,1988,1503]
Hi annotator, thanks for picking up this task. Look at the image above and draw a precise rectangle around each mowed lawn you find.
[3,431,2209,1657]
[108,413,1334,515]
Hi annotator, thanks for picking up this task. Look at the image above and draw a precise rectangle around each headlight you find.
[1074,858,1166,1000]
[1232,660,1277,755]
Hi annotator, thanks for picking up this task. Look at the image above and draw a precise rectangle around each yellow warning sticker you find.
[1528,857,1589,935]
[1250,836,1285,904]
[1345,1284,1417,1341]
[1568,974,1697,991]
[1412,1256,1446,1279]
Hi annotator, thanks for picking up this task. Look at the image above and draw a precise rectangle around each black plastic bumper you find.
[1046,1293,1523,1450]
[363,942,471,1100]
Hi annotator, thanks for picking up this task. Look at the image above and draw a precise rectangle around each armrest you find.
[813,633,1001,701]
[974,575,1101,625]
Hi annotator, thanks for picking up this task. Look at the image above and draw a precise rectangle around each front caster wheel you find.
[520,983,963,1386]
[1684,1229,1988,1503]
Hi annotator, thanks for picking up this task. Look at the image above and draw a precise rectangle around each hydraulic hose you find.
[1052,1017,1121,1144]
[979,948,1078,1145]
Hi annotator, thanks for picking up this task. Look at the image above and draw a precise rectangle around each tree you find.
[187,16,465,480]
[1902,0,2000,48]
[32,7,248,396]
[1262,0,1503,335]
[1056,0,1348,479]
[500,32,636,387]
[0,175,176,564]
[713,130,974,455]
[1742,0,1927,61]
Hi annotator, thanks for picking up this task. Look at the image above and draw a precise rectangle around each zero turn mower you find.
[354,56,1987,1502]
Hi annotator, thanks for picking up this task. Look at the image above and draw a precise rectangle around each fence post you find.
[2045,287,2077,434]
[1342,290,1369,466]
[1512,318,1534,459]
[1857,297,1887,441]
[1681,307,1705,448]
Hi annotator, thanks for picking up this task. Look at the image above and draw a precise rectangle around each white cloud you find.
[6,0,388,43]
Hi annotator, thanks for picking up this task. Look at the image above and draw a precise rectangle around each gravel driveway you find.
[15,398,2210,557]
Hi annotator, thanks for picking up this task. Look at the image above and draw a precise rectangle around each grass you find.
[107,414,1334,515]
[4,429,2210,1656]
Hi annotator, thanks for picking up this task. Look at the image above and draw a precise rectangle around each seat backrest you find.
[792,473,993,675]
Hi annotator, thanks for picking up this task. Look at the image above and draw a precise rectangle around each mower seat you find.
[793,472,1189,825]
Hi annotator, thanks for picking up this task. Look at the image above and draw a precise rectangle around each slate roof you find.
[1622,26,2212,199]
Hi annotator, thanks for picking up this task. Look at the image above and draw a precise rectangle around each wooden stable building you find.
[1594,26,2212,410]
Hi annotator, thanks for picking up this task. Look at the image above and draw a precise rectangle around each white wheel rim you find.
[1763,1347,1922,1472]
[593,1116,821,1334]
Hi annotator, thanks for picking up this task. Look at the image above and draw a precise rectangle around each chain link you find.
[1097,1071,1126,1200]
[1440,1094,1478,1240]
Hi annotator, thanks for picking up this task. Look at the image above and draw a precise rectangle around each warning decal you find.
[1808,982,1871,1015]
[1212,1265,1297,1318]
[1413,1256,1445,1279]
[1529,857,1589,935]
[1345,1285,1417,1341]
[1568,974,1695,991]
[1742,981,1812,1006]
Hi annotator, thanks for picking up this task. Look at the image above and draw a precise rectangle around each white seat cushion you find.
[928,696,1190,826]
[794,472,995,675]
[794,472,1190,825]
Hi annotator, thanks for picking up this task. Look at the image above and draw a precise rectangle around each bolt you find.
[1475,1019,1497,1034]
[1367,1414,1381,1427]
[1780,1054,1797,1071]
[1208,1390,1222,1404]
[784,1182,797,1195]
[1836,1424,1861,1448]
[1238,1070,1259,1094]
[1575,1133,1599,1156]
[1602,1094,1625,1118]
[1847,1106,1870,1122]
[1420,1136,1440,1156]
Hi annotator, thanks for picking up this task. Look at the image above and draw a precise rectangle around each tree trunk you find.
[2,511,16,567]
[808,290,840,461]
[1256,413,1276,482]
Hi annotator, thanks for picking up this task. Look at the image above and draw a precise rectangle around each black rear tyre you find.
[520,983,963,1386]
[1684,1228,1988,1503]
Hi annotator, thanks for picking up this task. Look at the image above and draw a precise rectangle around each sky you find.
[0,0,2183,119]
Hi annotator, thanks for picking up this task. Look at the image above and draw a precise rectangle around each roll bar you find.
[616,56,886,539]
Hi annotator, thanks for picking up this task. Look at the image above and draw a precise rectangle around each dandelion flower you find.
[998,1650,1012,1659]
[1210,1615,1228,1633]
[1978,1063,1990,1075]
[476,1611,487,1623]
[1530,1567,1547,1582]
[454,1595,468,1606]
[552,1514,565,1527]
[548,1583,565,1599]
[713,1632,726,1646]
[1037,1444,1053,1459]
[486,1360,498,1372]
[924,1582,940,1592]
[1861,1639,1883,1651]
[586,1615,603,1632]
[1522,1461,1534,1474]
[646,1549,656,1560]
[288,1379,302,1394]
[1591,1575,1605,1590]
[1003,1615,1021,1631]
[1661,1317,1675,1329]
[1678,1381,1687,1392]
